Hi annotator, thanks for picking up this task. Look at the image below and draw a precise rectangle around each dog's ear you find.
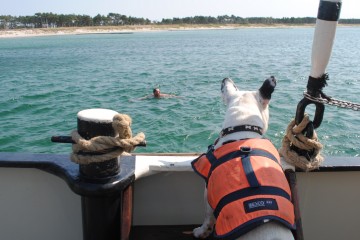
[259,76,276,100]
[221,78,238,105]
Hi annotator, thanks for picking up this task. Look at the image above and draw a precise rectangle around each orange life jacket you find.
[192,138,295,239]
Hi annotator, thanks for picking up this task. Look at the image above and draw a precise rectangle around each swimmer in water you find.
[138,88,181,100]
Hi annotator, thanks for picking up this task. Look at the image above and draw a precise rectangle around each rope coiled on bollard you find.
[70,113,145,164]
[279,114,323,171]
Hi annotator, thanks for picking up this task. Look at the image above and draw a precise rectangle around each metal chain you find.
[303,92,360,111]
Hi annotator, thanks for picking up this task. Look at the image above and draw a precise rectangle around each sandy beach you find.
[1,23,358,38]
[0,24,315,38]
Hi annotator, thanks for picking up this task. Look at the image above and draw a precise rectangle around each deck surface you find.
[130,225,215,240]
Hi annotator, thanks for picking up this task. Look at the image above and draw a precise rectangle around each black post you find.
[285,170,304,240]
[76,109,133,240]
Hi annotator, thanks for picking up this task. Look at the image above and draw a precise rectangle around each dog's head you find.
[216,76,276,147]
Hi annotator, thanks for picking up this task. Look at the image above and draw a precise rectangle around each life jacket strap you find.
[242,153,260,188]
[208,148,279,179]
[213,186,291,218]
[206,145,217,165]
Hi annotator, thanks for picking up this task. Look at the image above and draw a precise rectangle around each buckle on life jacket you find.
[240,146,252,153]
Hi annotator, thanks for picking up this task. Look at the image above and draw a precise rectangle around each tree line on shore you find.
[1,12,360,29]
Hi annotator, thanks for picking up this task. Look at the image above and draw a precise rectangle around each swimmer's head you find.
[153,88,161,98]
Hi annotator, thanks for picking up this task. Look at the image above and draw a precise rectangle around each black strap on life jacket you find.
[241,153,260,187]
[213,186,292,218]
[206,147,279,186]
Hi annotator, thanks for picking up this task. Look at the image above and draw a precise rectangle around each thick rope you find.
[279,114,323,171]
[70,113,145,165]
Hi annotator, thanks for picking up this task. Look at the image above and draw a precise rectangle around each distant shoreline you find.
[1,24,359,38]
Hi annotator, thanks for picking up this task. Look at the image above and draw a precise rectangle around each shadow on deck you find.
[130,225,215,240]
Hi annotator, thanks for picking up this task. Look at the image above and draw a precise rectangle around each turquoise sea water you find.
[0,27,359,156]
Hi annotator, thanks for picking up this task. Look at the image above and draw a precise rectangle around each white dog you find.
[192,77,295,240]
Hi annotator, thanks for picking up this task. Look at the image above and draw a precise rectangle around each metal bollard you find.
[77,108,120,179]
[76,108,134,240]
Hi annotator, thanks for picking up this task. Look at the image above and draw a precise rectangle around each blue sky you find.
[1,0,359,20]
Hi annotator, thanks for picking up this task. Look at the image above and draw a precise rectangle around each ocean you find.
[0,27,359,157]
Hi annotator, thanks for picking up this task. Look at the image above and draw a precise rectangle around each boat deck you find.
[1,153,360,240]
[130,225,214,240]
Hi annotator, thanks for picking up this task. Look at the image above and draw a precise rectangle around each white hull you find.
[0,154,360,240]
